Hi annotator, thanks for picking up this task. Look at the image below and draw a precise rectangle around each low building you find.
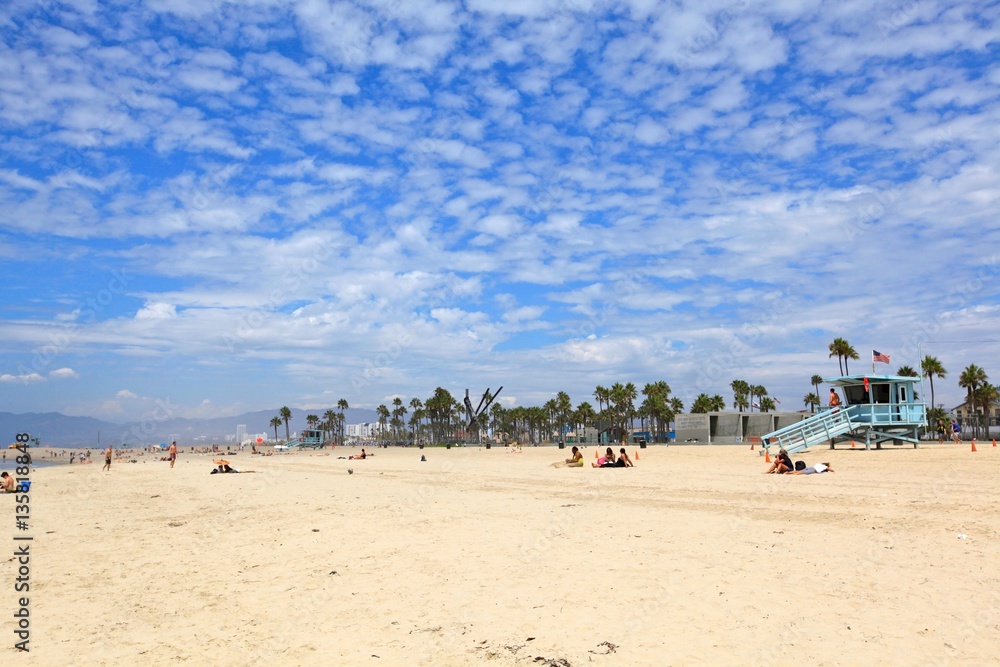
[950,399,1000,426]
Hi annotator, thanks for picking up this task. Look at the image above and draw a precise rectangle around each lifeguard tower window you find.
[844,383,891,404]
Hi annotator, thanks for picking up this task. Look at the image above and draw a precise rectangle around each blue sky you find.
[1,0,998,422]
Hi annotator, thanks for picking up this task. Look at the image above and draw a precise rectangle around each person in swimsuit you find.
[168,441,177,468]
[614,448,634,467]
[564,446,584,467]
[828,389,841,409]
[102,445,112,472]
[592,447,616,468]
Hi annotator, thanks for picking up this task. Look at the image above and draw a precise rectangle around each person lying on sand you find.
[788,462,834,475]
[210,459,257,474]
[763,448,793,474]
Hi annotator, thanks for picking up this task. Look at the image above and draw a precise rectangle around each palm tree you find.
[323,409,337,442]
[843,342,859,374]
[958,365,988,438]
[409,398,423,444]
[691,393,713,413]
[574,401,596,438]
[306,414,319,430]
[543,398,558,442]
[555,391,572,441]
[804,392,820,413]
[337,398,349,445]
[593,385,610,425]
[973,383,998,439]
[921,355,946,410]
[279,406,292,441]
[731,379,750,412]
[811,374,824,400]
[391,397,406,441]
[269,416,282,441]
[709,394,726,412]
[829,338,848,375]
[375,404,389,441]
[896,366,918,377]
[759,397,776,412]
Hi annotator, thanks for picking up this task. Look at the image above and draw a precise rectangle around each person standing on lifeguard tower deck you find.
[829,388,842,409]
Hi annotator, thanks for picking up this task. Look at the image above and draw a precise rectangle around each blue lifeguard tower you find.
[762,374,927,454]
[286,428,326,449]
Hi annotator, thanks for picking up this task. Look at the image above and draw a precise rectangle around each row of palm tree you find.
[263,350,995,446]
[269,400,351,445]
[729,380,774,412]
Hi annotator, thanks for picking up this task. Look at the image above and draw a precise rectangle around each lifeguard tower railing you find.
[762,401,927,455]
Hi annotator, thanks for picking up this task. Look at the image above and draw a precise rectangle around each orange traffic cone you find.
[765,450,771,463]
[594,449,598,459]
[993,439,997,448]
[635,450,640,460]
[750,442,755,451]
[971,440,977,452]
[851,440,856,448]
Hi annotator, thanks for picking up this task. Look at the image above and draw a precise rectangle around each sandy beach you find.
[6,442,998,666]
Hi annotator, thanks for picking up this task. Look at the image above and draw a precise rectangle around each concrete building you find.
[674,412,808,444]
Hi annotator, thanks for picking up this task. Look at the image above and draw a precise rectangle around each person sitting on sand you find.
[789,462,834,475]
[564,446,584,467]
[592,447,616,468]
[614,448,634,468]
[349,448,367,460]
[763,448,793,474]
[211,463,238,474]
[1,472,16,493]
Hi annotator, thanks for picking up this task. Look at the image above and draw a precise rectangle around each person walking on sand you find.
[102,445,112,472]
[169,441,178,468]
[951,420,961,443]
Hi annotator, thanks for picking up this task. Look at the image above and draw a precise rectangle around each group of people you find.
[559,446,634,468]
[763,448,834,475]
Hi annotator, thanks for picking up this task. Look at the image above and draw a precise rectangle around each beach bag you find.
[794,460,806,471]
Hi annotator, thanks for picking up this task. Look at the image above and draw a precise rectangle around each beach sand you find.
[7,442,998,666]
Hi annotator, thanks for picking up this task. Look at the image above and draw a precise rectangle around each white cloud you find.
[49,368,79,379]
[135,303,178,320]
[0,373,45,384]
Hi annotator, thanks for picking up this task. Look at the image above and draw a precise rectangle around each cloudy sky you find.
[1,0,997,423]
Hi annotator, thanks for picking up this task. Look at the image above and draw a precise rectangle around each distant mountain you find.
[0,407,379,447]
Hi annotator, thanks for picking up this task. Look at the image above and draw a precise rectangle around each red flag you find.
[863,377,870,392]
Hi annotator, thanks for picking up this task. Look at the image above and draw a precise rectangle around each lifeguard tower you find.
[286,428,326,449]
[762,375,927,454]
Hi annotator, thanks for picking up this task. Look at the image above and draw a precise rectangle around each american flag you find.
[873,350,891,364]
